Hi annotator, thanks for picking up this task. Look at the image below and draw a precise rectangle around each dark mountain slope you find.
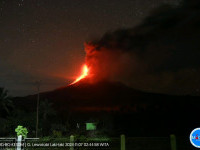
[13,79,200,136]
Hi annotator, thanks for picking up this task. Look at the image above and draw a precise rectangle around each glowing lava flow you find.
[70,64,89,85]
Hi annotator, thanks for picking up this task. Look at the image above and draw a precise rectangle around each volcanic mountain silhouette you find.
[15,78,198,113]
[18,79,168,111]
[14,79,200,136]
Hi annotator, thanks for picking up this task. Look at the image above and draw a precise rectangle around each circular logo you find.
[190,128,200,148]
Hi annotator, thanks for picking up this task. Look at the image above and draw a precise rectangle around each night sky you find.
[0,0,182,96]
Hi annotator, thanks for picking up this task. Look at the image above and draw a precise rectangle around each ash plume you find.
[84,0,200,95]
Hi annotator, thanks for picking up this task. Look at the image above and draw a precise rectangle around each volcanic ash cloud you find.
[83,0,200,95]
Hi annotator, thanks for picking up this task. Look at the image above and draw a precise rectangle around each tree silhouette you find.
[39,99,56,135]
[0,88,13,115]
[39,99,56,120]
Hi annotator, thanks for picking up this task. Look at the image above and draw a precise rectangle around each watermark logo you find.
[190,128,200,148]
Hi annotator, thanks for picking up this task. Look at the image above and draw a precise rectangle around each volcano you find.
[16,79,164,112]
[14,79,200,136]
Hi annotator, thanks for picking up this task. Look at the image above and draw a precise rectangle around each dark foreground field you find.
[0,136,195,150]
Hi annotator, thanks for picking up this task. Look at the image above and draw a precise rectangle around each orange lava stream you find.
[70,64,89,85]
